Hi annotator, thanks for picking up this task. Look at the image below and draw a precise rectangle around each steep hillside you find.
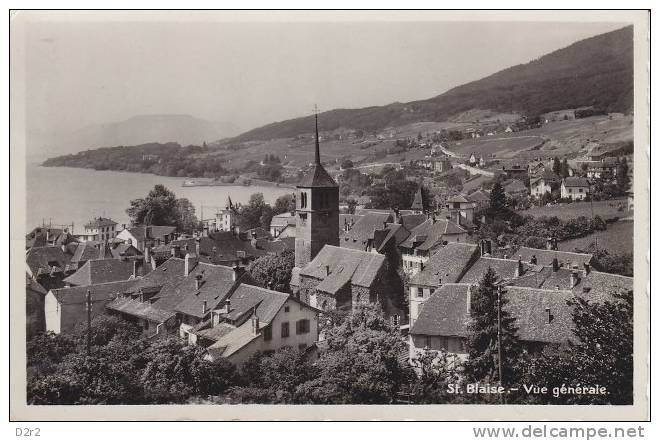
[227,26,633,143]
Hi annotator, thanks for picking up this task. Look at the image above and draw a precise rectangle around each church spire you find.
[314,107,320,165]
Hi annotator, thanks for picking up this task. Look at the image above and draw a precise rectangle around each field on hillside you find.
[520,197,630,221]
[449,134,545,159]
[558,220,633,254]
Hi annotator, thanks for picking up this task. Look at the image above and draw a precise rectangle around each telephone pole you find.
[86,289,92,356]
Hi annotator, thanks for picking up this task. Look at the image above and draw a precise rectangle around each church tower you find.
[294,111,339,268]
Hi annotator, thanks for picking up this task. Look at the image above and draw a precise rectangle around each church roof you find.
[411,187,424,211]
[297,164,338,188]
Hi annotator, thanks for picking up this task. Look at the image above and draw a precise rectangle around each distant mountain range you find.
[225,25,633,144]
[29,114,240,162]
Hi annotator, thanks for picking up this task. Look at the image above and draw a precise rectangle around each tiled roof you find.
[467,190,490,202]
[84,217,117,229]
[399,217,466,251]
[127,225,177,242]
[129,258,187,310]
[205,320,261,359]
[298,164,338,188]
[170,262,247,319]
[563,177,590,188]
[63,259,136,286]
[26,246,72,277]
[50,280,136,304]
[299,245,386,293]
[411,284,577,345]
[447,194,470,204]
[458,256,525,284]
[410,243,480,287]
[71,241,113,264]
[516,247,594,268]
[340,212,393,250]
[106,296,175,323]
[110,243,142,259]
[270,213,297,228]
[410,284,472,337]
[504,179,528,194]
[220,284,290,325]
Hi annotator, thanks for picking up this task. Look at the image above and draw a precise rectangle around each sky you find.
[17,13,626,154]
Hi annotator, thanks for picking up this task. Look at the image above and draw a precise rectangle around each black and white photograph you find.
[9,9,650,423]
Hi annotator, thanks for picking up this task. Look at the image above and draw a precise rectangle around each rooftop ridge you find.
[50,279,134,293]
[518,247,594,257]
[237,283,290,298]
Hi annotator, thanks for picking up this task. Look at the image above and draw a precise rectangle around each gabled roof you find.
[399,217,466,250]
[410,243,480,287]
[170,262,247,319]
[26,246,73,277]
[50,280,136,304]
[219,284,290,325]
[270,213,297,228]
[467,190,490,202]
[340,212,393,250]
[516,247,594,268]
[129,258,187,310]
[447,194,470,204]
[84,217,117,229]
[299,245,386,293]
[410,284,577,345]
[63,259,136,286]
[411,284,472,337]
[563,177,590,188]
[297,164,338,188]
[106,297,175,323]
[71,241,113,264]
[458,256,526,284]
[125,225,177,242]
[503,179,527,194]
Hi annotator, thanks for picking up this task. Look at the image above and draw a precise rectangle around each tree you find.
[552,157,562,176]
[140,337,237,403]
[616,157,630,192]
[295,305,413,404]
[489,181,507,213]
[346,198,358,214]
[229,347,316,403]
[246,250,295,292]
[272,194,295,215]
[407,350,462,404]
[560,158,570,178]
[462,268,521,388]
[340,159,354,169]
[521,290,633,404]
[175,198,200,234]
[236,193,269,230]
[126,185,179,227]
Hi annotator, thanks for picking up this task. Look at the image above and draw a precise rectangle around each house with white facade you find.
[561,177,590,200]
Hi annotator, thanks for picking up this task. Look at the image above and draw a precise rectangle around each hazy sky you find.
[20,15,625,141]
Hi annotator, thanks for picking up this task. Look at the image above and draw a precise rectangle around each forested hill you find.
[226,25,633,143]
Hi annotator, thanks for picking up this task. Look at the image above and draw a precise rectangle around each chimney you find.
[132,260,138,278]
[515,257,523,278]
[545,307,552,324]
[171,244,180,258]
[224,299,232,313]
[202,300,208,315]
[195,274,203,290]
[144,246,151,265]
[552,257,559,272]
[480,239,486,256]
[570,270,579,289]
[195,237,201,256]
[184,253,198,276]
[251,313,260,336]
[46,229,50,241]
[325,265,330,276]
[583,262,591,275]
[530,254,537,265]
[383,221,388,229]
[231,264,243,282]
[454,210,461,226]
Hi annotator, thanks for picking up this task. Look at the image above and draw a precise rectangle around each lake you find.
[25,165,293,234]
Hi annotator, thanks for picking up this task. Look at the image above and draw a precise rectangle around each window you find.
[579,188,584,193]
[415,288,423,298]
[300,192,307,208]
[296,319,310,335]
[263,324,272,341]
[281,322,290,338]
[284,306,290,313]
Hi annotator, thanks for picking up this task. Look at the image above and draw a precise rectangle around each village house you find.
[445,194,477,226]
[583,157,618,180]
[503,179,528,198]
[466,190,490,210]
[408,242,480,328]
[515,245,598,270]
[62,258,141,287]
[399,215,468,276]
[26,245,76,291]
[270,212,297,239]
[26,226,77,249]
[194,284,320,365]
[45,280,136,334]
[80,217,118,242]
[116,225,177,252]
[530,169,561,198]
[212,196,239,232]
[501,163,528,180]
[291,245,404,322]
[561,177,590,200]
